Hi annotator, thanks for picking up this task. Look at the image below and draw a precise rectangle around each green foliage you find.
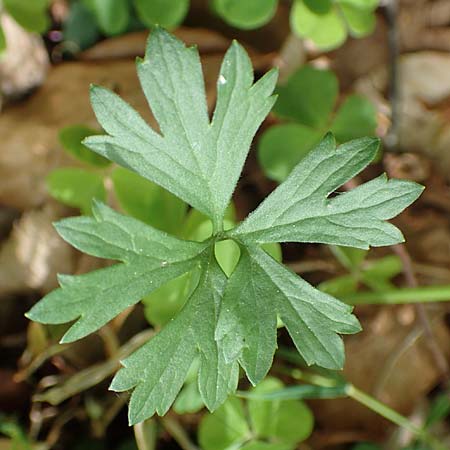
[46,168,106,215]
[426,393,450,427]
[59,125,110,167]
[259,65,377,182]
[212,0,278,30]
[0,415,33,450]
[3,0,50,34]
[28,29,422,425]
[199,377,313,450]
[0,25,6,53]
[133,0,190,28]
[291,0,378,50]
[111,167,187,234]
[320,248,403,297]
[63,1,100,50]
[82,0,130,36]
[72,0,189,38]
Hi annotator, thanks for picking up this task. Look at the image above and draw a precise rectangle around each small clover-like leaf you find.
[212,0,278,30]
[259,66,377,182]
[290,0,378,50]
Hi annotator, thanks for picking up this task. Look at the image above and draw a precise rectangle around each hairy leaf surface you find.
[84,28,277,228]
[27,29,423,424]
[110,252,238,424]
[26,202,207,343]
[216,246,360,384]
[233,134,423,248]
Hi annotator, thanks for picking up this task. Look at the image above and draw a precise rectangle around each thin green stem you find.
[134,420,157,450]
[343,284,450,305]
[289,369,446,450]
[346,385,446,450]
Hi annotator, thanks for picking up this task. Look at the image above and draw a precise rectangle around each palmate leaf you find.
[232,134,423,249]
[26,202,207,343]
[26,28,423,425]
[84,27,277,229]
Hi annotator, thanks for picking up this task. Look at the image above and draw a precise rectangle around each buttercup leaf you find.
[111,252,238,425]
[26,202,207,343]
[84,27,277,230]
[233,134,423,249]
[27,29,422,424]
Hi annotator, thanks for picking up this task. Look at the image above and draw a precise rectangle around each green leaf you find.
[274,66,338,127]
[111,253,238,424]
[340,3,376,37]
[59,125,110,167]
[142,272,194,327]
[351,444,382,450]
[217,246,361,374]
[198,397,249,450]
[63,2,100,51]
[133,0,189,28]
[330,246,367,270]
[233,134,424,249]
[82,0,130,35]
[241,443,291,450]
[27,30,422,426]
[0,25,6,53]
[111,167,187,234]
[3,0,49,33]
[361,255,402,291]
[248,378,314,445]
[238,383,348,401]
[212,0,278,30]
[331,95,377,142]
[0,415,33,450]
[46,168,106,215]
[173,379,204,414]
[426,393,450,427]
[319,275,358,297]
[84,28,277,229]
[258,123,322,182]
[26,202,207,343]
[304,0,332,15]
[290,1,346,50]
[340,0,378,11]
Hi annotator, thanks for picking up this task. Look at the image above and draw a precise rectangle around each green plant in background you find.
[27,29,422,425]
[291,0,379,49]
[211,0,378,48]
[319,246,403,297]
[211,0,278,30]
[61,0,380,52]
[0,415,33,450]
[0,0,50,51]
[199,377,314,450]
[258,65,377,182]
